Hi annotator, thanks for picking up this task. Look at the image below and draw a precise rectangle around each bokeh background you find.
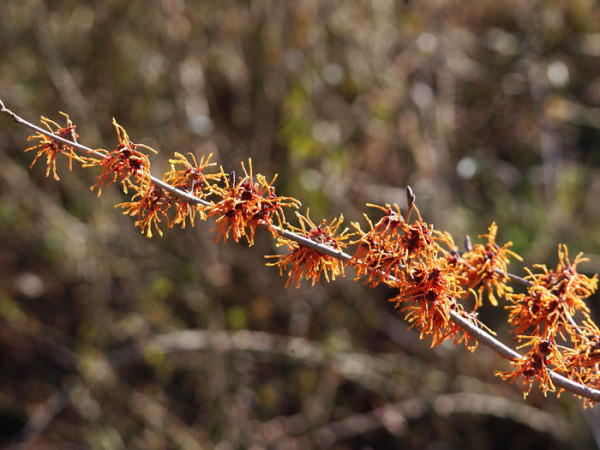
[1,0,600,448]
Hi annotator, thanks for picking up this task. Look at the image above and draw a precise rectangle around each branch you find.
[3,99,599,404]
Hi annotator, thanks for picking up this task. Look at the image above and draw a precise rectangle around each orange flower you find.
[208,159,300,246]
[496,336,567,398]
[507,245,598,338]
[389,257,466,347]
[162,152,219,228]
[526,245,597,317]
[24,113,82,180]
[561,320,600,396]
[506,284,567,337]
[461,222,522,307]
[350,203,452,287]
[350,206,407,287]
[116,183,172,238]
[85,119,156,195]
[365,203,405,239]
[267,211,350,288]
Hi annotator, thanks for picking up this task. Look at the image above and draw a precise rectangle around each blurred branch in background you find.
[8,328,573,449]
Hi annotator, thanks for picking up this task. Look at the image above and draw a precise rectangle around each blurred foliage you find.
[1,0,600,448]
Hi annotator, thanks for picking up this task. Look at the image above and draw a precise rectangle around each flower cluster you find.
[350,202,480,350]
[267,212,350,288]
[496,335,567,398]
[207,160,301,246]
[396,259,469,348]
[116,184,172,238]
[162,152,219,228]
[562,320,600,397]
[13,108,600,406]
[500,245,599,401]
[350,203,410,287]
[460,222,522,307]
[85,119,157,195]
[24,113,82,180]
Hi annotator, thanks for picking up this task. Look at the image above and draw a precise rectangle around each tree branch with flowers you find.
[2,99,599,407]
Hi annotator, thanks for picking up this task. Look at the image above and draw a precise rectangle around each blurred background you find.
[1,0,600,448]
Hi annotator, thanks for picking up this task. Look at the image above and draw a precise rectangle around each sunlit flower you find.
[506,284,567,337]
[526,245,597,317]
[561,320,600,403]
[350,210,407,287]
[208,159,300,245]
[267,211,350,288]
[85,119,157,195]
[461,222,522,307]
[365,203,405,239]
[162,152,219,228]
[563,321,600,370]
[350,203,452,287]
[116,183,172,238]
[24,113,82,180]
[507,245,598,344]
[389,257,466,347]
[496,335,566,398]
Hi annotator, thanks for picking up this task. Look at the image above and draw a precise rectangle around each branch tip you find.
[464,235,472,252]
[405,185,415,219]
